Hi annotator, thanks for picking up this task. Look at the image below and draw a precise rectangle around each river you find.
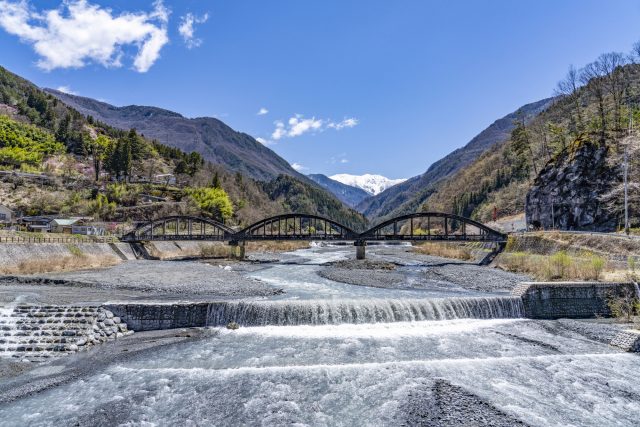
[0,246,639,426]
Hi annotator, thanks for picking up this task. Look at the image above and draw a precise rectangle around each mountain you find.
[44,89,299,182]
[329,174,406,196]
[307,174,370,208]
[0,65,366,230]
[357,97,554,221]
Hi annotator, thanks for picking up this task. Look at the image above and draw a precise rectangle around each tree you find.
[187,187,234,221]
[106,137,132,181]
[580,61,609,144]
[631,41,640,63]
[555,65,584,134]
[509,117,538,177]
[84,134,112,181]
[211,172,221,189]
[598,52,628,134]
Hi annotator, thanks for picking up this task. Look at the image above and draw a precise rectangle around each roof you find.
[51,218,80,226]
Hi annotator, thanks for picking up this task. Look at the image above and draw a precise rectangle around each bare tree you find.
[555,64,584,133]
[601,131,640,221]
[598,52,628,134]
[631,41,640,64]
[580,61,609,144]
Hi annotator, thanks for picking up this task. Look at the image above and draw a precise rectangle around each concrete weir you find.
[512,281,638,319]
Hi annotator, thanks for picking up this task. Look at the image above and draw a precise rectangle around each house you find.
[20,216,53,232]
[50,218,80,234]
[139,193,167,204]
[153,174,176,185]
[72,223,106,236]
[0,205,13,224]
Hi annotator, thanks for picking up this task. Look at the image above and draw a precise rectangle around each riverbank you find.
[318,245,530,293]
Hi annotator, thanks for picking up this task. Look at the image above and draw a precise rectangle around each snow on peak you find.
[329,174,406,196]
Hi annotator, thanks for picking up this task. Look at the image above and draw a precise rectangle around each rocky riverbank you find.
[318,246,530,293]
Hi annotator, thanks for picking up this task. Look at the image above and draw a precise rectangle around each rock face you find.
[525,140,618,231]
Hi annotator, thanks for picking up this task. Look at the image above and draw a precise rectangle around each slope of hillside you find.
[420,60,640,231]
[358,97,554,221]
[0,66,367,229]
[329,174,406,196]
[264,175,367,231]
[307,174,370,208]
[45,89,300,182]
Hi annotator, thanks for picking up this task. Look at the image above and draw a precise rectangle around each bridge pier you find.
[229,240,246,260]
[355,240,366,260]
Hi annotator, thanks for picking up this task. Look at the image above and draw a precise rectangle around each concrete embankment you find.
[0,242,137,274]
[512,281,636,319]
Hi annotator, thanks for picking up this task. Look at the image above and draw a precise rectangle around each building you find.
[0,205,13,224]
[153,174,176,185]
[50,218,80,234]
[20,216,53,232]
[71,224,106,236]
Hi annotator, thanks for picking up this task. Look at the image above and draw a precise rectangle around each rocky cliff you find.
[525,140,619,231]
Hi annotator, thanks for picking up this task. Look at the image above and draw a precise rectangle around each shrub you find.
[607,286,640,322]
[550,250,572,279]
[186,187,234,221]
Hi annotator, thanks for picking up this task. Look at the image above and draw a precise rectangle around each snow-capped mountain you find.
[329,174,407,196]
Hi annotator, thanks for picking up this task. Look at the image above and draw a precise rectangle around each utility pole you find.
[624,110,633,236]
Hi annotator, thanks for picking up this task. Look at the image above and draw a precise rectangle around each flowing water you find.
[1,247,639,426]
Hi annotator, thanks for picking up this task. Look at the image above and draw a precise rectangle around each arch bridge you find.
[122,212,506,260]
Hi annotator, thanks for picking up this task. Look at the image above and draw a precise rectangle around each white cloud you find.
[257,107,269,116]
[271,121,287,140]
[291,162,307,172]
[328,117,359,130]
[271,114,358,140]
[178,12,208,49]
[0,0,170,72]
[256,137,275,146]
[56,85,77,95]
[340,158,349,164]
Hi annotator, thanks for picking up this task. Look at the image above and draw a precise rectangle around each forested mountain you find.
[45,89,300,182]
[0,65,366,230]
[307,174,370,208]
[414,48,640,232]
[358,97,554,222]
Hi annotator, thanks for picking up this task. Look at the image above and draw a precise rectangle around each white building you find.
[0,205,13,224]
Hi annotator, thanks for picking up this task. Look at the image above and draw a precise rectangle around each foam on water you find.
[1,319,638,427]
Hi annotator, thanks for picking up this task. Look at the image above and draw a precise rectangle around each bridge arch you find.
[235,213,358,241]
[122,216,235,242]
[360,212,506,242]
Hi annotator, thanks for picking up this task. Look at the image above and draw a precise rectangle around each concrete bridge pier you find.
[355,240,366,260]
[229,240,246,260]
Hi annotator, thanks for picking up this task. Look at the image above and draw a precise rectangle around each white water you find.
[1,319,639,426]
[1,247,639,426]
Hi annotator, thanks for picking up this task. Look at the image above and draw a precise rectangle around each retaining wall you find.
[104,303,210,331]
[512,282,637,319]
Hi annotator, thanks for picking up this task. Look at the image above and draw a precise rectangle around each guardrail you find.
[0,236,121,244]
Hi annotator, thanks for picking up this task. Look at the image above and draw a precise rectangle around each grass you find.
[245,241,310,253]
[496,250,609,281]
[411,242,475,261]
[0,253,120,275]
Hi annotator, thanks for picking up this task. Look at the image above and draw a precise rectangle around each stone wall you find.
[512,282,636,319]
[104,303,210,331]
[0,305,131,361]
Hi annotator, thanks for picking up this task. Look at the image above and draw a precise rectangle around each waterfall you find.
[207,296,524,327]
[634,282,640,299]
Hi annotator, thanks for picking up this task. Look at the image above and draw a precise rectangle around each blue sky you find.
[1,1,640,179]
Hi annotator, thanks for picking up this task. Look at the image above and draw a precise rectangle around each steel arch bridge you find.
[122,212,506,243]
[122,216,235,242]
